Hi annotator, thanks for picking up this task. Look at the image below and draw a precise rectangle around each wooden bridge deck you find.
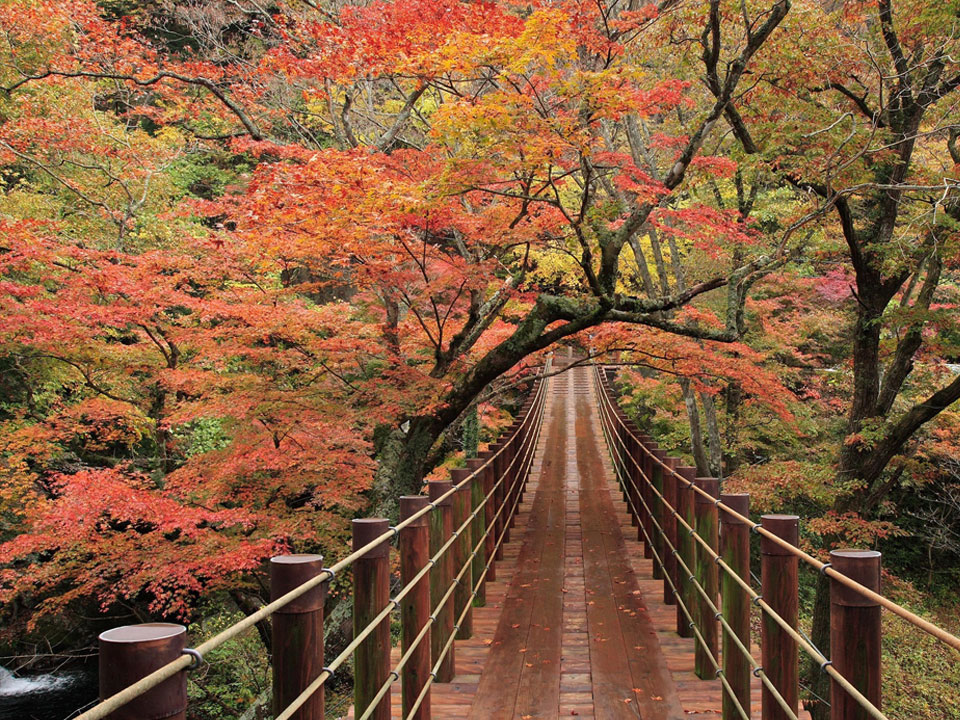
[347,361,810,719]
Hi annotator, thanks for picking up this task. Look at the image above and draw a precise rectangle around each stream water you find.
[0,667,98,720]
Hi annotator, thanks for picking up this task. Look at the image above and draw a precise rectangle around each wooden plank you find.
[575,370,686,720]
[468,380,567,719]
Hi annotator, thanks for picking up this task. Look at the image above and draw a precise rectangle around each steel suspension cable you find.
[76,368,551,720]
[276,376,550,720]
[402,383,549,720]
[354,386,548,720]
[596,369,960,655]
[595,369,888,720]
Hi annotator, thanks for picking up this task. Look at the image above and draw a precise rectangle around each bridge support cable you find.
[594,365,905,720]
[76,361,551,720]
[608,379,960,654]
[594,378,759,720]
[401,405,545,720]
[282,368,550,720]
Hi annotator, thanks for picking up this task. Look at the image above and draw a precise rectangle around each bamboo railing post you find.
[352,518,391,720]
[676,466,698,638]
[466,457,488,606]
[694,477,720,680]
[663,457,680,606]
[490,442,506,560]
[760,515,799,720]
[830,550,882,720]
[99,624,188,720]
[450,468,473,639]
[271,554,327,720]
[481,450,497,582]
[720,493,751,720]
[428,481,456,682]
[399,497,431,720]
[651,449,668,580]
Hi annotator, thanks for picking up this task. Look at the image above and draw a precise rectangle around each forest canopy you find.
[0,0,958,716]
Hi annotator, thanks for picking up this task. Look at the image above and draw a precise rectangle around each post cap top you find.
[830,549,881,559]
[428,480,454,505]
[760,514,799,554]
[270,554,324,565]
[352,518,391,556]
[830,549,882,606]
[400,495,430,524]
[100,623,185,644]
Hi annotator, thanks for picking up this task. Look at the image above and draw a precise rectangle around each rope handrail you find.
[279,375,550,720]
[594,375,886,720]
[402,398,546,720]
[361,376,550,720]
[594,367,960,655]
[75,363,551,720]
[595,375,793,720]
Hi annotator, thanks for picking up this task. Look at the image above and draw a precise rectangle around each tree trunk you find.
[681,378,710,475]
[806,571,832,720]
[371,417,444,519]
[699,391,723,478]
[462,404,479,459]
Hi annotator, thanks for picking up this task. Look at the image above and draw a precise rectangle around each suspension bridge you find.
[74,350,960,720]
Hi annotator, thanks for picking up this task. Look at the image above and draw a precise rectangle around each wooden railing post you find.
[506,422,521,531]
[720,494,751,720]
[399,496,431,720]
[353,518,391,720]
[481,450,497,582]
[99,624,187,720]
[760,514,799,720]
[428,480,456,682]
[466,457,488,606]
[634,433,652,540]
[490,442,506,560]
[650,449,668,580]
[450,468,473,639]
[271,554,327,720]
[517,403,533,505]
[694,477,720,680]
[617,411,632,508]
[676,466,697,638]
[663,457,680,606]
[641,441,656,558]
[830,550,882,720]
[625,422,641,524]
